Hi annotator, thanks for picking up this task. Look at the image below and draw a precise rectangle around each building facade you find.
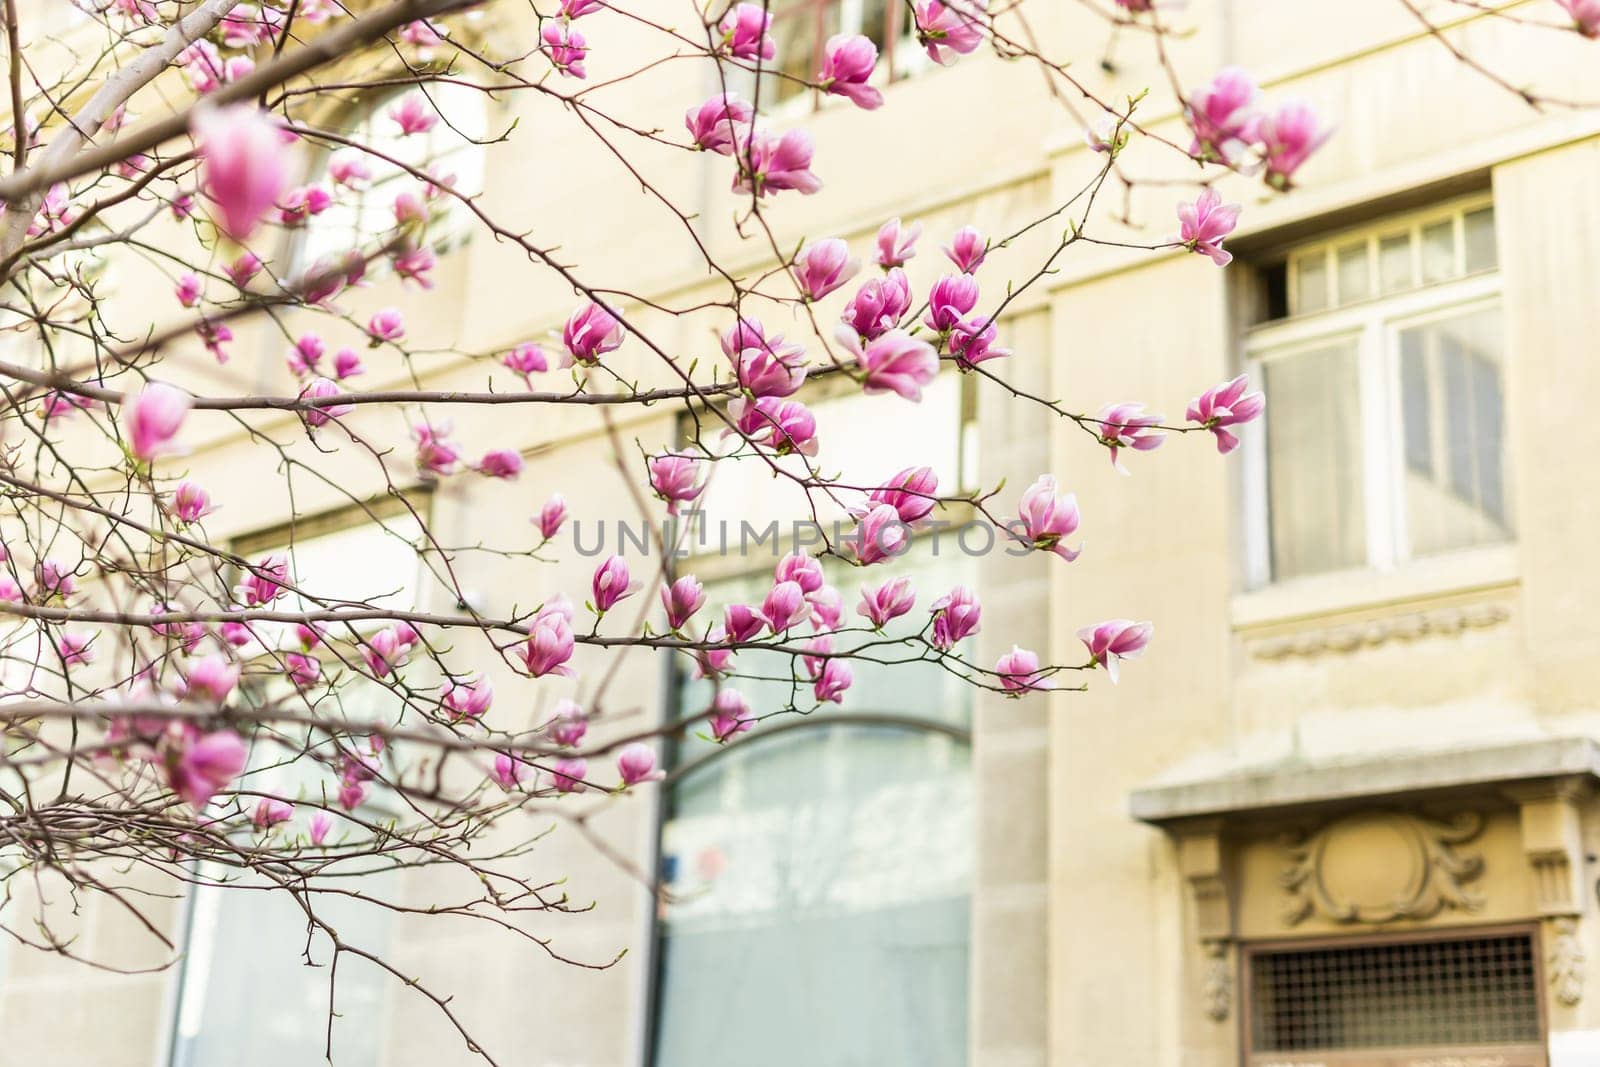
[3,1,1600,1065]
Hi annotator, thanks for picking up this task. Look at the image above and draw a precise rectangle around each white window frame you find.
[1242,196,1508,592]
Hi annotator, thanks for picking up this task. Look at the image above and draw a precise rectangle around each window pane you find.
[1421,219,1455,284]
[1335,241,1370,305]
[1294,252,1329,314]
[1264,340,1366,580]
[1463,207,1497,273]
[1398,305,1511,557]
[1379,232,1412,293]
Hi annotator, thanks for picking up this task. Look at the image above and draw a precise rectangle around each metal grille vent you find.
[1250,932,1541,1052]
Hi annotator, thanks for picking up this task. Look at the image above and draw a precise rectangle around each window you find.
[1244,198,1511,586]
[753,0,919,108]
[649,551,973,1066]
[297,82,489,270]
[167,510,427,1066]
[1245,930,1545,1064]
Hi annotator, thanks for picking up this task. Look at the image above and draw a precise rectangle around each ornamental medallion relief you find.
[1280,810,1485,926]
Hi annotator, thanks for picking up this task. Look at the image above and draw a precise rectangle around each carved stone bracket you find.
[1175,821,1235,1023]
[1506,778,1589,1006]
[1246,601,1510,661]
[1279,810,1485,926]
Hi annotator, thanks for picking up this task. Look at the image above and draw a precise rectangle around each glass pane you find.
[1379,232,1412,293]
[1264,340,1366,580]
[1335,241,1371,305]
[1293,252,1329,314]
[763,3,836,104]
[1421,219,1456,284]
[1463,207,1497,273]
[1398,306,1511,557]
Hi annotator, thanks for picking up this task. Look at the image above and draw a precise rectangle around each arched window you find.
[650,553,974,1066]
[296,81,490,270]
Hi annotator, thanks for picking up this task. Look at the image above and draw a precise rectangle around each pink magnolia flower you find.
[915,0,986,64]
[807,585,843,631]
[392,189,428,227]
[1115,0,1156,10]
[56,631,95,667]
[694,627,734,679]
[362,625,412,677]
[175,273,202,307]
[648,453,705,512]
[1257,100,1333,191]
[931,586,981,650]
[775,553,824,595]
[662,575,706,632]
[841,268,912,339]
[333,348,364,379]
[732,345,808,399]
[686,92,753,154]
[1085,114,1130,154]
[476,449,525,479]
[563,301,624,365]
[848,503,910,565]
[1558,0,1600,35]
[561,0,604,16]
[733,397,819,456]
[536,494,568,541]
[492,753,530,790]
[169,730,248,808]
[413,421,462,476]
[520,613,576,677]
[284,652,321,689]
[224,252,262,289]
[996,646,1051,694]
[546,699,587,746]
[1014,475,1082,561]
[169,480,214,523]
[838,327,939,401]
[925,274,980,333]
[36,390,93,423]
[813,658,853,704]
[760,580,807,634]
[393,244,437,288]
[287,333,324,377]
[198,319,233,364]
[708,688,754,742]
[220,620,254,647]
[858,576,916,628]
[184,654,240,703]
[720,317,804,363]
[237,553,288,606]
[327,150,372,189]
[550,757,588,793]
[252,797,294,830]
[503,342,550,382]
[875,217,922,268]
[0,577,20,603]
[299,377,352,429]
[733,128,822,197]
[616,743,664,786]
[943,225,986,273]
[802,634,834,678]
[339,781,368,810]
[294,622,325,650]
[35,559,76,600]
[950,316,1010,368]
[1185,66,1261,163]
[389,92,438,136]
[717,3,775,60]
[820,34,882,109]
[723,603,765,643]
[592,555,634,614]
[442,675,494,721]
[367,308,405,344]
[1095,402,1168,474]
[864,465,939,524]
[122,381,190,463]
[1187,374,1265,454]
[400,17,446,47]
[306,810,334,845]
[1078,619,1154,684]
[193,105,289,242]
[178,40,225,93]
[793,238,860,301]
[277,183,332,226]
[542,22,588,77]
[1178,188,1241,267]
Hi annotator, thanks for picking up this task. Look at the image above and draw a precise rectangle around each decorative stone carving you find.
[1200,941,1232,1022]
[1548,917,1585,1007]
[1280,810,1485,925]
[1247,601,1510,661]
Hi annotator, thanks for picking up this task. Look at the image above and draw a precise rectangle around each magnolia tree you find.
[0,0,1592,1060]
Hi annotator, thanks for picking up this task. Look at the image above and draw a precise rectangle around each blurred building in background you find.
[5,1,1600,1065]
